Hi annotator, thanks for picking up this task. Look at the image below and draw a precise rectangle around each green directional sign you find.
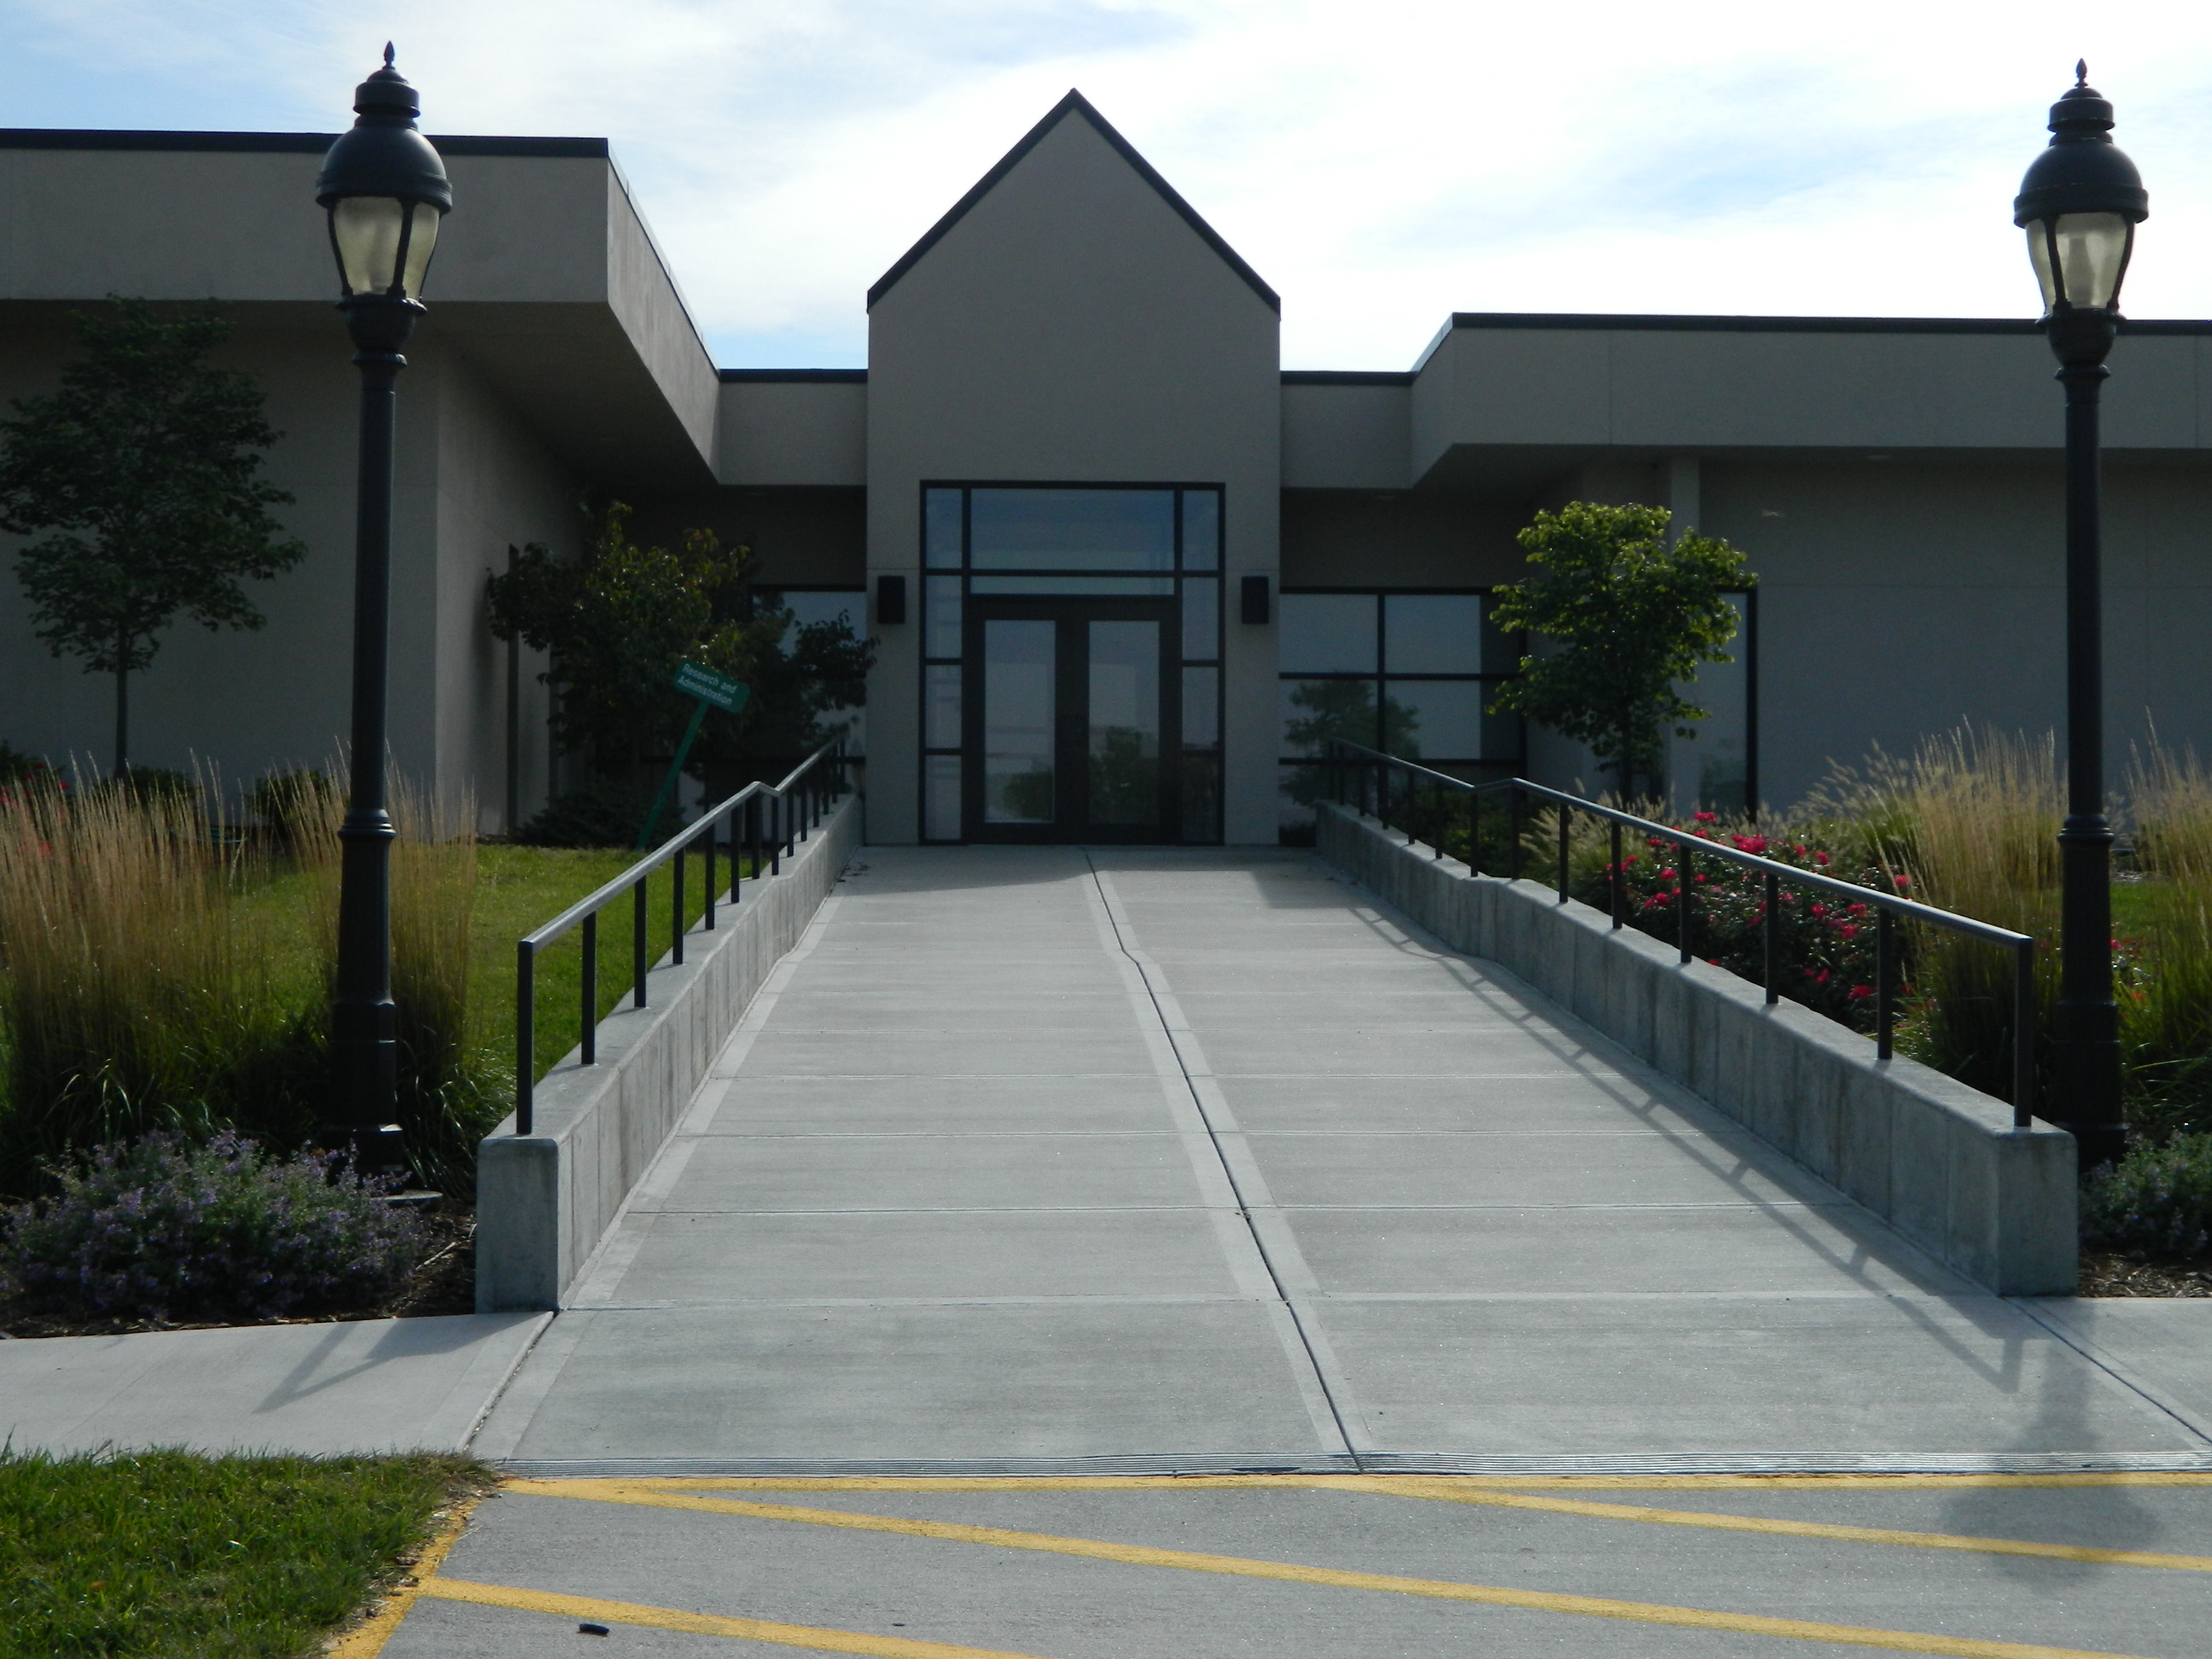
[636,664,753,847]
[673,661,748,713]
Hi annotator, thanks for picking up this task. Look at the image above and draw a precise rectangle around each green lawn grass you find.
[224,843,749,1088]
[0,1448,481,1658]
[2110,878,2162,940]
[469,844,744,1081]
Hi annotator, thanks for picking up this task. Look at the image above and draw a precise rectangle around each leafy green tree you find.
[1487,501,1752,797]
[486,502,871,790]
[0,300,306,774]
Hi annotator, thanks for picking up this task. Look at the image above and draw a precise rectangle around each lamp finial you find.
[2075,59,2087,86]
[384,42,396,69]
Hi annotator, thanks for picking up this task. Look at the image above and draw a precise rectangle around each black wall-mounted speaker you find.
[876,573,907,626]
[1240,573,1271,626]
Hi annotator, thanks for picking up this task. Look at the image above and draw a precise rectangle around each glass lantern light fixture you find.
[315,45,452,350]
[2013,62,2147,323]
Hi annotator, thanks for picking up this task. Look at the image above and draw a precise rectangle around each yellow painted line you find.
[327,1493,480,1659]
[1356,1476,2212,1573]
[579,1470,2212,1493]
[421,1577,1052,1657]
[503,1482,2159,1659]
[527,1472,2212,1573]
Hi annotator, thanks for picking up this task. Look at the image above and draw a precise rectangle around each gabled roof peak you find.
[866,89,1278,314]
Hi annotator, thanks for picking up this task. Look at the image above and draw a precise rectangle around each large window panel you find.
[924,489,963,569]
[1382,594,1486,674]
[1179,491,1220,571]
[1387,679,1488,760]
[924,576,963,660]
[924,755,962,841]
[969,575,1173,597]
[969,488,1175,571]
[1668,591,1754,812]
[1181,578,1219,661]
[1281,676,1380,757]
[1279,594,1377,673]
[1183,666,1220,748]
[924,664,962,750]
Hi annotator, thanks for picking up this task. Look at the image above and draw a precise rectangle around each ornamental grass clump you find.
[1802,728,2063,1105]
[2082,1132,2212,1260]
[2122,740,2212,1144]
[286,765,500,1195]
[1,1131,423,1325]
[0,765,319,1193]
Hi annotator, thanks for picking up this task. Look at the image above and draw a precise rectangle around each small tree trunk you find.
[114,630,130,777]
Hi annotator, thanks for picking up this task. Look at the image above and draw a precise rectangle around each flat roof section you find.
[0,128,610,158]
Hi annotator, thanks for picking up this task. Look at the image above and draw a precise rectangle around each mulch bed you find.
[2078,1251,2212,1297]
[0,1202,477,1339]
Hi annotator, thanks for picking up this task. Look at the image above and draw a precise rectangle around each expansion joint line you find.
[1080,850,1362,1464]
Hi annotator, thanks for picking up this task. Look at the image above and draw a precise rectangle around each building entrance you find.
[968,598,1177,842]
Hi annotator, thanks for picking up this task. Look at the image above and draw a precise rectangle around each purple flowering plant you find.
[0,1131,424,1325]
[2083,1132,2212,1260]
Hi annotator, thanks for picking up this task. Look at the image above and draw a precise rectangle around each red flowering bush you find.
[1570,812,1906,1031]
[0,741,60,813]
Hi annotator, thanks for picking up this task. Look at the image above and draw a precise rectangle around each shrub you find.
[1528,803,1899,1031]
[513,778,662,848]
[2082,1132,2212,1260]
[0,1132,424,1324]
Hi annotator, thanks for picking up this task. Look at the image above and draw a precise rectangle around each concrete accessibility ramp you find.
[475,847,2212,1474]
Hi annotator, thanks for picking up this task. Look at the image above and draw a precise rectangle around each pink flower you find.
[1693,811,1718,824]
[1732,834,1769,854]
[1839,923,1859,940]
[1848,985,1874,1001]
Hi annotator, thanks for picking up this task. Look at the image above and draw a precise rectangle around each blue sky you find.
[5,0,2210,369]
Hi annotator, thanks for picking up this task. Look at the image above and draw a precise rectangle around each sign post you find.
[637,662,748,848]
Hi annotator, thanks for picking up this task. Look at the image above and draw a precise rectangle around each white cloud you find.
[8,0,2212,366]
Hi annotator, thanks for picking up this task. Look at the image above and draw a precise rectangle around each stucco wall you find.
[1703,457,2212,809]
[0,317,577,821]
[716,378,868,486]
[423,346,578,830]
[864,108,1282,842]
[0,318,374,787]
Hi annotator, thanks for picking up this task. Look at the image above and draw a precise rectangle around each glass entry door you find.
[969,598,1176,841]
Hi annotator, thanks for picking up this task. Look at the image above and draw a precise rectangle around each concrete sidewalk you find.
[473,846,2212,1473]
[0,1313,549,1457]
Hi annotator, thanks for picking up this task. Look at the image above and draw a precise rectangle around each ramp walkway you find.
[474,847,2212,1473]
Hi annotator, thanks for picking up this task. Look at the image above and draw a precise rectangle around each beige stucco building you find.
[3,93,2209,841]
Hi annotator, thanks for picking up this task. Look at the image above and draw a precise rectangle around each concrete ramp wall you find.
[476,797,860,1310]
[1318,801,2077,1295]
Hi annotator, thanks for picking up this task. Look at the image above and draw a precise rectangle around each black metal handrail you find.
[1321,738,2038,1126]
[513,732,852,1134]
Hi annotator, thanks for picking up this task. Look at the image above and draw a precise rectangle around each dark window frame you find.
[919,481,1226,844]
[1278,584,1525,768]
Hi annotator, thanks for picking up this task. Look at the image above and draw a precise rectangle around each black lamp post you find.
[2013,62,2145,1172]
[315,47,453,1169]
